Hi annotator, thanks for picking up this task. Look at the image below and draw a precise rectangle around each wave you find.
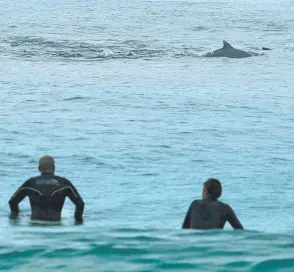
[1,228,294,271]
[62,96,93,101]
[2,36,167,61]
[1,35,218,61]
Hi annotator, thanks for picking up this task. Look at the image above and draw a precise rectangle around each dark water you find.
[1,0,294,271]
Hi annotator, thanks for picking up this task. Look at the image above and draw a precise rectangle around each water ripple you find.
[1,229,294,271]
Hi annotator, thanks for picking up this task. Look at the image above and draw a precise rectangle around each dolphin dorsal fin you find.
[223,40,233,49]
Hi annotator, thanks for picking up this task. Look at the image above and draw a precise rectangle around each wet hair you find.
[204,178,222,201]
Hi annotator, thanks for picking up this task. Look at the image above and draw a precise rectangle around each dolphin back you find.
[204,40,269,58]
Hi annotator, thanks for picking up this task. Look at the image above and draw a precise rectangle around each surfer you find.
[182,178,243,230]
[8,155,84,222]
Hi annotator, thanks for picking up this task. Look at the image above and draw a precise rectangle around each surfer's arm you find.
[182,203,192,229]
[8,180,31,214]
[66,181,85,222]
[226,205,244,229]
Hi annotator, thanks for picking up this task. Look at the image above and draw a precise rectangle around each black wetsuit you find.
[182,199,243,230]
[9,173,84,222]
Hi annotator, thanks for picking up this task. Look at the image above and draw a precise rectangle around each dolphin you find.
[204,40,267,58]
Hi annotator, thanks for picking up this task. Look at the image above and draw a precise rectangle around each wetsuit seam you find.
[14,187,43,196]
[51,186,78,197]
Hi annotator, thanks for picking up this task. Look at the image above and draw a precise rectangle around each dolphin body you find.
[204,41,260,58]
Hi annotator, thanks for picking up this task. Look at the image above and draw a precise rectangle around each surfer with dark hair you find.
[182,178,243,230]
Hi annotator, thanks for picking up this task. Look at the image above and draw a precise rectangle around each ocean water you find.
[1,0,294,271]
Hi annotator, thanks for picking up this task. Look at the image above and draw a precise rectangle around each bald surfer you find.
[8,155,84,222]
[182,178,243,230]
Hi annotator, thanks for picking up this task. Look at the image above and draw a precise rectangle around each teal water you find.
[1,0,294,271]
[2,227,294,272]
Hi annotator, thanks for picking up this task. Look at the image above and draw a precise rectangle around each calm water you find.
[1,0,294,271]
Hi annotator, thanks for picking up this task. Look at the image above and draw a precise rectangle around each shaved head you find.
[38,155,55,173]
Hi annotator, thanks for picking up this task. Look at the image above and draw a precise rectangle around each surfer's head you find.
[38,155,55,173]
[202,178,222,201]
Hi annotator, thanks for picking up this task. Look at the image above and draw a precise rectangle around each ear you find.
[202,186,207,198]
[38,166,41,172]
[203,187,207,195]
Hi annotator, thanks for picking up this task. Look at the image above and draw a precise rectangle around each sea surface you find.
[1,0,294,271]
